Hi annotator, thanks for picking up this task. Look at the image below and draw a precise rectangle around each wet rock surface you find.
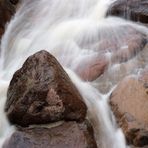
[110,74,148,147]
[76,26,147,82]
[139,68,148,84]
[5,50,87,126]
[110,30,147,64]
[0,0,18,39]
[97,26,147,64]
[3,121,97,148]
[9,0,19,5]
[74,54,109,81]
[107,0,148,24]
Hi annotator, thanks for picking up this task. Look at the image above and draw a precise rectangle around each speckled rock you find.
[110,74,148,147]
[5,50,87,126]
[3,121,97,148]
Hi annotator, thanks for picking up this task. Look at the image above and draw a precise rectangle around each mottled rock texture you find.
[5,50,87,126]
[3,121,97,148]
[107,0,148,24]
[110,74,148,147]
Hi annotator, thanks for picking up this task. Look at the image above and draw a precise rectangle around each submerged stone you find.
[75,54,108,81]
[75,26,147,82]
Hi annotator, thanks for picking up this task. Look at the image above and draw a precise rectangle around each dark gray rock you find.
[107,0,148,24]
[0,0,17,39]
[3,121,97,148]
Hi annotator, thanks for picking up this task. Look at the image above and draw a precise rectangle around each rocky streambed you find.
[0,0,148,148]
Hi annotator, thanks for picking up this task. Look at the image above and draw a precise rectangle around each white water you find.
[0,0,148,147]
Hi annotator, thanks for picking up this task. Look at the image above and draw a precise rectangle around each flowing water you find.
[0,0,148,147]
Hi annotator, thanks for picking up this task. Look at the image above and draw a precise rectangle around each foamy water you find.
[0,0,147,147]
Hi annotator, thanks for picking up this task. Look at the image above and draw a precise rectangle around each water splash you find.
[66,69,126,148]
[0,0,147,147]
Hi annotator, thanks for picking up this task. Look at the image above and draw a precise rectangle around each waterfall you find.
[0,0,147,147]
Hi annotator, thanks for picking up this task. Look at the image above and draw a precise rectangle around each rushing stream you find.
[0,0,148,147]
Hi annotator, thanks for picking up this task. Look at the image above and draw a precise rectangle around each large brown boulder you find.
[107,0,148,24]
[5,50,87,126]
[110,74,148,147]
[3,121,97,148]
